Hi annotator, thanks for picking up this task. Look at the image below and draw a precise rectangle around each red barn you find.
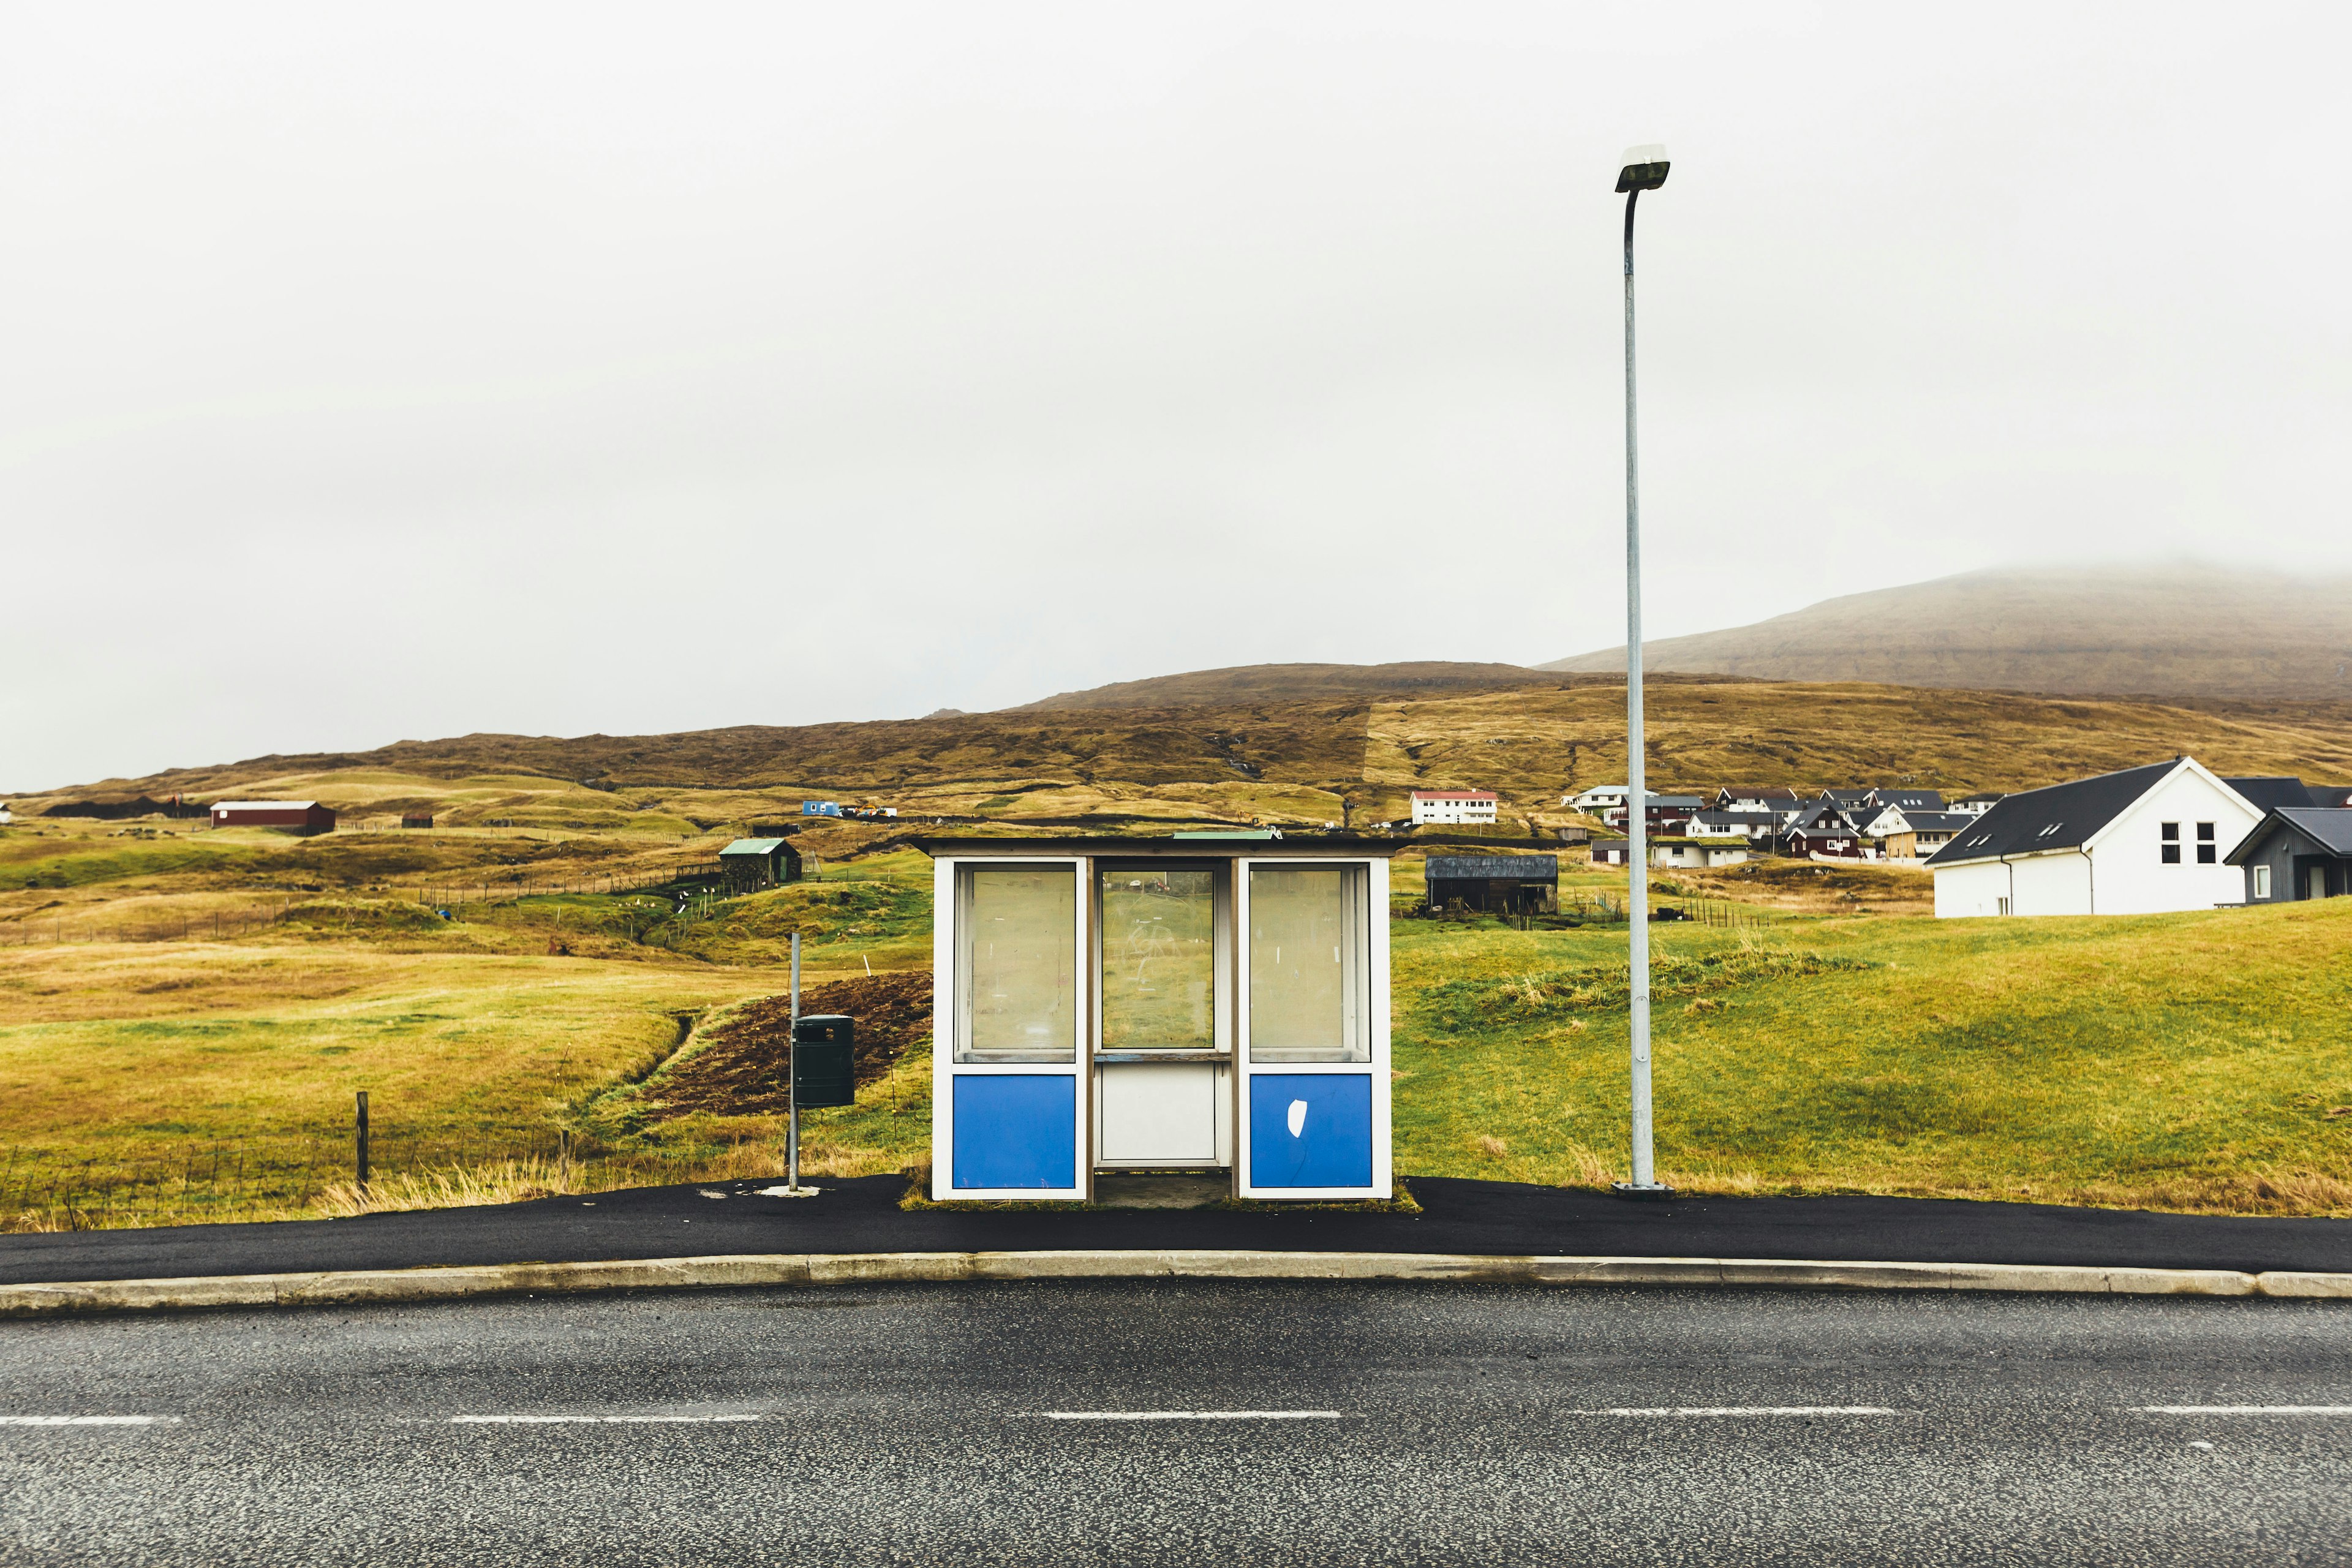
[208,800,336,835]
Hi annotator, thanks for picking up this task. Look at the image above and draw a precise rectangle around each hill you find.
[1007,660,1558,711]
[1542,565,2352,703]
[18,679,2352,832]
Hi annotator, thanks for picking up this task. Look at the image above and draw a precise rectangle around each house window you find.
[2254,864,2272,899]
[2160,822,2180,865]
[2196,822,2216,864]
[1996,896,2011,916]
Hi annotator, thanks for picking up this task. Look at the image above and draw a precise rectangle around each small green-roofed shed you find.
[718,836,802,891]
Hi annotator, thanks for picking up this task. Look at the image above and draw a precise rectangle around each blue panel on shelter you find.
[952,1074,1077,1189]
[1250,1074,1373,1189]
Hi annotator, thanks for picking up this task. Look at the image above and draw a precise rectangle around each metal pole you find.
[1616,186,1670,1199]
[355,1090,371,1192]
[788,933,801,1194]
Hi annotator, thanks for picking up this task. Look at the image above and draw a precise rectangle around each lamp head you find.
[1616,144,1669,194]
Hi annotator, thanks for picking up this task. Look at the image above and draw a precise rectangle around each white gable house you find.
[1926,758,2262,918]
[1411,790,1498,826]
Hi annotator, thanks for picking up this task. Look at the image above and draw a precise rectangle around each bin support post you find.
[788,933,801,1194]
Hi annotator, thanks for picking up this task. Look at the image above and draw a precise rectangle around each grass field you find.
[4,829,2350,1226]
[1390,895,2352,1214]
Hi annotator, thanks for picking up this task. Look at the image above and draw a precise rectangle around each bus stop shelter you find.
[917,834,1397,1202]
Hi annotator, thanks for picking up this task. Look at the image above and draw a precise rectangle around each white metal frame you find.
[930,856,1090,1200]
[1234,856,1392,1200]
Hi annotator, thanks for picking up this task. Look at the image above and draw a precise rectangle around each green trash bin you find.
[792,1014,856,1109]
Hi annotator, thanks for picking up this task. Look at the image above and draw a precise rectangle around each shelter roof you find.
[914,835,1401,860]
[211,801,320,812]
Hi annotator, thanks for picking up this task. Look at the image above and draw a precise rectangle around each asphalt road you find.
[4,1283,2349,1565]
[7,1176,2350,1285]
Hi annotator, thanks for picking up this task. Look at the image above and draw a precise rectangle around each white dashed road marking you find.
[1030,1420,1345,1429]
[2133,1406,2352,1415]
[450,1414,764,1425]
[0,1416,180,1427]
[1595,1407,1904,1417]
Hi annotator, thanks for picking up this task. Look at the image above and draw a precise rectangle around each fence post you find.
[356,1090,371,1191]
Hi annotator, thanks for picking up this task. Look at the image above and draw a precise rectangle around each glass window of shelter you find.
[1098,868,1218,1050]
[1246,865,1369,1063]
[956,867,1075,1063]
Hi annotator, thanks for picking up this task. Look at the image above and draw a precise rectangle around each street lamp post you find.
[1613,143,1674,1200]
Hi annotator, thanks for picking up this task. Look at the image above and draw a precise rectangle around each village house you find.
[1562,785,1631,815]
[1878,809,1972,860]
[1686,809,1780,843]
[1410,790,1499,826]
[1715,786,1803,817]
[1926,758,2263,917]
[1651,839,1752,869]
[1950,792,2006,818]
[1784,820,1872,861]
[2226,807,2352,903]
[1602,793,1703,834]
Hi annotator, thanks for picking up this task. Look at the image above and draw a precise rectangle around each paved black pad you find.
[3,1176,2346,1284]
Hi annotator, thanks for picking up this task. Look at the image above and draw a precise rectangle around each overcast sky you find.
[6,2,2348,790]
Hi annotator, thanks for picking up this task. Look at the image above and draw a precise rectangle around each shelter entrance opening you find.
[1095,864,1228,1168]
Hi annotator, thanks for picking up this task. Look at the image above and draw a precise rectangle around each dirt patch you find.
[646,969,931,1120]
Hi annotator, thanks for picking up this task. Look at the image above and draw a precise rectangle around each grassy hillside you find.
[1544,564,2352,703]
[21,679,2352,835]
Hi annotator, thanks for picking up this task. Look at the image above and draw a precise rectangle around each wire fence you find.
[0,1129,728,1234]
[0,902,298,946]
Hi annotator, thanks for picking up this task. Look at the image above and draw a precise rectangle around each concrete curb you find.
[1,1251,2346,1319]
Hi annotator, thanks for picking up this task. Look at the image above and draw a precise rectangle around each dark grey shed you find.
[1425,853,1558,914]
[2223,808,2352,904]
[718,836,803,892]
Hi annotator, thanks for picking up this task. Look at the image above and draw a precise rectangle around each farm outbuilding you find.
[718,836,803,891]
[401,812,434,829]
[208,801,336,835]
[1424,853,1557,914]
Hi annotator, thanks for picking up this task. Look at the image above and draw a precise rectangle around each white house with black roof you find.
[2225,808,2352,903]
[1926,758,2263,918]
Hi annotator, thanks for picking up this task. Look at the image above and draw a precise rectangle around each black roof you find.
[2225,807,2352,864]
[1899,811,1975,832]
[2222,777,2317,812]
[1874,789,1945,810]
[1926,761,2177,867]
[1427,854,1558,880]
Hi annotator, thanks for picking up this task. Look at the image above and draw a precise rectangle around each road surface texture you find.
[6,1176,2349,1285]
[4,1281,2346,1565]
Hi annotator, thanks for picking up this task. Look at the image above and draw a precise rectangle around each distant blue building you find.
[802,801,842,818]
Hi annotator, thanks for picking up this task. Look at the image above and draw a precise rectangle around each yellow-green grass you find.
[1392,898,2352,1213]
[10,834,2352,1226]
